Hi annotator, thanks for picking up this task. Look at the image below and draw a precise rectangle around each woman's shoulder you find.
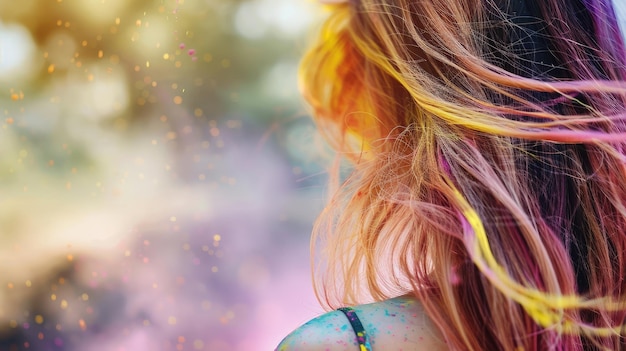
[275,294,448,351]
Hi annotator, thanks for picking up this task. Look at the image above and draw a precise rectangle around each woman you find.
[278,0,626,349]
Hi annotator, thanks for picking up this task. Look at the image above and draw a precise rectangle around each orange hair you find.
[301,0,626,349]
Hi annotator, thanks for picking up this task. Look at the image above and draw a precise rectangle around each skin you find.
[276,294,448,351]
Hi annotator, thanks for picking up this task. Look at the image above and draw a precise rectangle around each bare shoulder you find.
[275,309,357,351]
[276,295,448,351]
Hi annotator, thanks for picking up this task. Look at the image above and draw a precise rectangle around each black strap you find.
[337,307,373,351]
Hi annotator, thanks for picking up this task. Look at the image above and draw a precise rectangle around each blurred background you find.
[0,0,331,350]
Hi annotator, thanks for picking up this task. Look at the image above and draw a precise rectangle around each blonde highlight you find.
[301,0,626,349]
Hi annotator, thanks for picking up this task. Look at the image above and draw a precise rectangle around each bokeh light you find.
[0,0,329,350]
[0,22,40,84]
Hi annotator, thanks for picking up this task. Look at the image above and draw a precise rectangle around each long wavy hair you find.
[300,0,626,349]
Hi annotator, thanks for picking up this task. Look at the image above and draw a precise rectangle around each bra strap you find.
[337,307,373,351]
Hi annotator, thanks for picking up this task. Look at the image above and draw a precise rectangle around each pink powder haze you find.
[0,0,327,350]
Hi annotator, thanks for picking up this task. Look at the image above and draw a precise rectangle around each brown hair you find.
[301,0,626,349]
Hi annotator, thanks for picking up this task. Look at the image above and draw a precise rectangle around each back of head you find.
[300,0,626,349]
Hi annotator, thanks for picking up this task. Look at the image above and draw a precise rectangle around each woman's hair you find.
[300,0,626,349]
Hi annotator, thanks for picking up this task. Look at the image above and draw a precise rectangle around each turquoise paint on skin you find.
[277,295,448,350]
